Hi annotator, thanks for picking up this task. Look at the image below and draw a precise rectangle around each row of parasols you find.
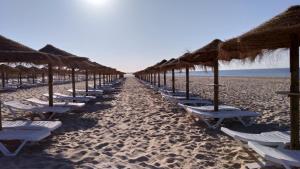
[0,63,119,89]
[134,6,300,150]
[0,34,125,130]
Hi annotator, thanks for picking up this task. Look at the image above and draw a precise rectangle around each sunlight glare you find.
[85,0,109,6]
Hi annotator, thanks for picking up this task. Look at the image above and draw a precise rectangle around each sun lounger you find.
[221,127,290,148]
[161,93,201,102]
[0,128,50,156]
[246,141,300,169]
[43,93,95,102]
[26,98,85,109]
[3,101,70,120]
[3,120,62,131]
[177,99,212,107]
[185,106,259,129]
[67,89,103,96]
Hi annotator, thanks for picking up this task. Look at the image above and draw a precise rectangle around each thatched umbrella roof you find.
[39,44,89,69]
[163,53,195,70]
[0,35,61,64]
[219,5,300,60]
[16,65,30,72]
[180,39,223,67]
[0,64,17,73]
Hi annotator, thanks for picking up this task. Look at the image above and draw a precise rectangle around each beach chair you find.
[66,89,103,96]
[43,93,95,102]
[161,93,202,102]
[3,101,70,120]
[185,106,259,129]
[177,99,212,107]
[0,128,50,156]
[246,141,300,169]
[26,97,85,109]
[2,120,62,131]
[221,127,290,148]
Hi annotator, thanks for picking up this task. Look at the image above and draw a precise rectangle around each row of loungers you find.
[0,78,124,156]
[138,79,300,169]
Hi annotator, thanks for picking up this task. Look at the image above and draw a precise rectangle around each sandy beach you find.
[0,76,291,169]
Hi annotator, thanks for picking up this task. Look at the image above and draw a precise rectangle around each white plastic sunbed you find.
[67,89,103,96]
[161,93,202,102]
[221,127,290,148]
[246,141,300,169]
[3,101,70,120]
[3,120,62,131]
[43,93,95,102]
[185,106,259,129]
[0,128,50,156]
[26,98,85,109]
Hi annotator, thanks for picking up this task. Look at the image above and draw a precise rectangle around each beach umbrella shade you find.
[220,5,300,149]
[0,64,16,88]
[0,35,62,130]
[180,39,223,111]
[39,44,89,99]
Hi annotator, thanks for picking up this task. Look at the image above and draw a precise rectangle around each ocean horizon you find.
[168,68,292,78]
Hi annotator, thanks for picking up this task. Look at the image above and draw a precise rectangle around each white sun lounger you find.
[43,93,95,102]
[246,141,300,169]
[3,120,62,131]
[3,101,70,120]
[185,106,259,129]
[161,93,201,102]
[221,127,290,148]
[67,89,103,96]
[26,98,85,109]
[177,99,212,108]
[0,128,50,156]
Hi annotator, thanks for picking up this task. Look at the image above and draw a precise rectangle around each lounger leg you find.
[6,106,18,118]
[0,141,27,156]
[47,112,56,120]
[202,118,224,129]
[237,117,256,127]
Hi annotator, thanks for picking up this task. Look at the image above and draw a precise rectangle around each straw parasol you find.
[0,64,17,88]
[181,39,223,111]
[152,59,168,87]
[39,44,90,98]
[220,5,300,150]
[0,35,62,130]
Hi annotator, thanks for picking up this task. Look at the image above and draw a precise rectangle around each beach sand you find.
[0,76,290,169]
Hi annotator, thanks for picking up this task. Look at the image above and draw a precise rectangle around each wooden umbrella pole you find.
[290,33,300,150]
[164,71,166,86]
[32,73,35,84]
[93,72,96,89]
[186,66,189,100]
[71,68,76,98]
[158,72,161,87]
[42,72,45,83]
[19,73,22,85]
[48,63,53,107]
[213,58,219,112]
[0,100,2,131]
[85,70,88,94]
[99,73,101,87]
[1,71,5,88]
[103,74,105,85]
[154,73,156,86]
[172,69,175,93]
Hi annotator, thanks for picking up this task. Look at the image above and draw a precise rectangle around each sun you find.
[85,0,108,6]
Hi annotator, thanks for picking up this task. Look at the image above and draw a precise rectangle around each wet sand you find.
[0,76,291,169]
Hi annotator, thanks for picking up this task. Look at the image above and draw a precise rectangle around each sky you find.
[0,0,299,72]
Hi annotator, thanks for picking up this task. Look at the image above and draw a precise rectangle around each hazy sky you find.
[0,0,298,72]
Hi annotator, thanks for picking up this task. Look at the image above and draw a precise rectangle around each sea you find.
[171,68,291,78]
